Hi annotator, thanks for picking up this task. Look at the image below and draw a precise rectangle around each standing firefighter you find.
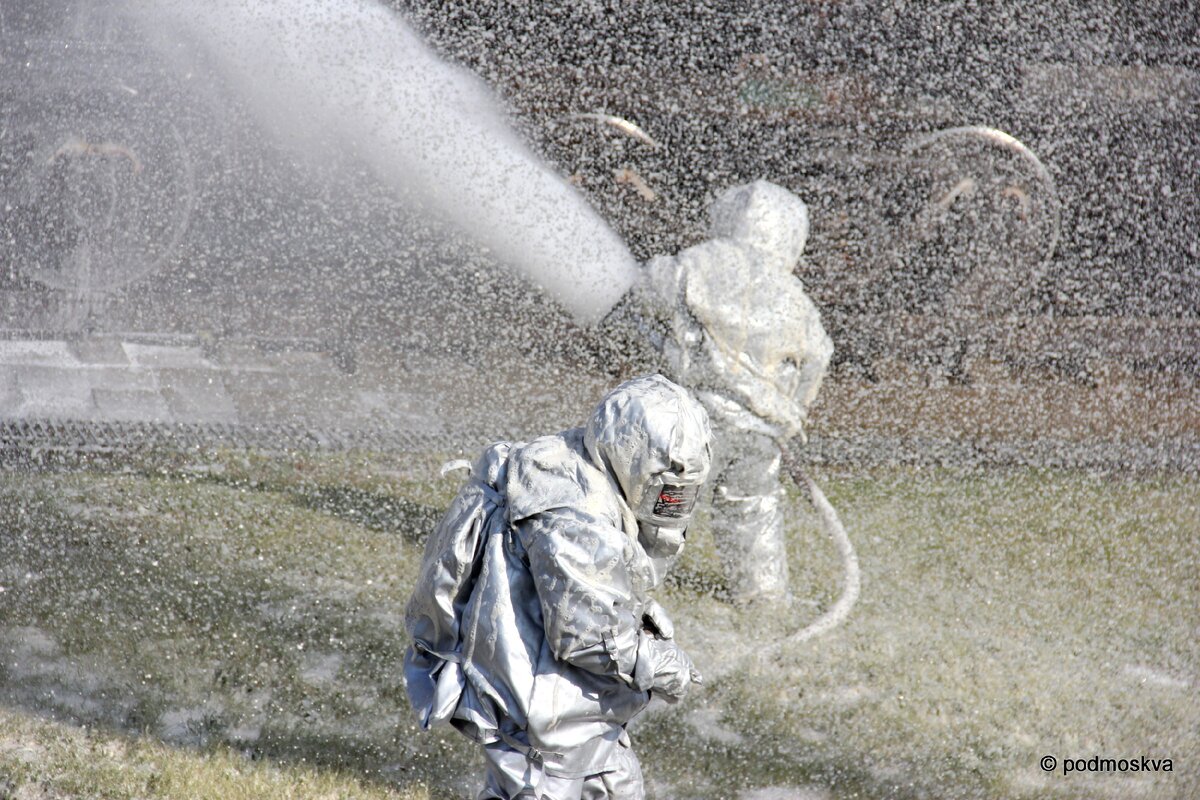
[405,374,712,800]
[634,179,834,604]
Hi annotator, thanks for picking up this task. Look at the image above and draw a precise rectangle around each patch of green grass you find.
[0,466,475,797]
[0,460,1196,799]
[641,467,1200,800]
[0,706,430,799]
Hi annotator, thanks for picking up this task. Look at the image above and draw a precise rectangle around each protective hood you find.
[707,179,809,272]
[583,374,712,514]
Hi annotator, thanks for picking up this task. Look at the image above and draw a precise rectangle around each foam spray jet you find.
[140,0,857,650]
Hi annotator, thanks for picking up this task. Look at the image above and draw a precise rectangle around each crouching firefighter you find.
[404,374,712,800]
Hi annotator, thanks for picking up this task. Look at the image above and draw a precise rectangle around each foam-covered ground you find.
[0,452,1196,799]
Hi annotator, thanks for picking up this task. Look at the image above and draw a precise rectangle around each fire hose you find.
[764,438,861,654]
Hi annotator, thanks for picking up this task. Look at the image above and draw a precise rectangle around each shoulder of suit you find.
[504,429,608,523]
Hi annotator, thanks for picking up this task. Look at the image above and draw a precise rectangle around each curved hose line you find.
[761,440,861,655]
[908,125,1062,276]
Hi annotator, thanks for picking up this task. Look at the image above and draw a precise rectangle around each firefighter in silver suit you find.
[638,180,834,604]
[405,374,712,799]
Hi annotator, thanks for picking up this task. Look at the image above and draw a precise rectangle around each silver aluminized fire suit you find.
[405,374,712,799]
[638,180,833,603]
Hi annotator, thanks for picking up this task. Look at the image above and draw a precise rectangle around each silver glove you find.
[641,598,676,640]
[635,631,698,702]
